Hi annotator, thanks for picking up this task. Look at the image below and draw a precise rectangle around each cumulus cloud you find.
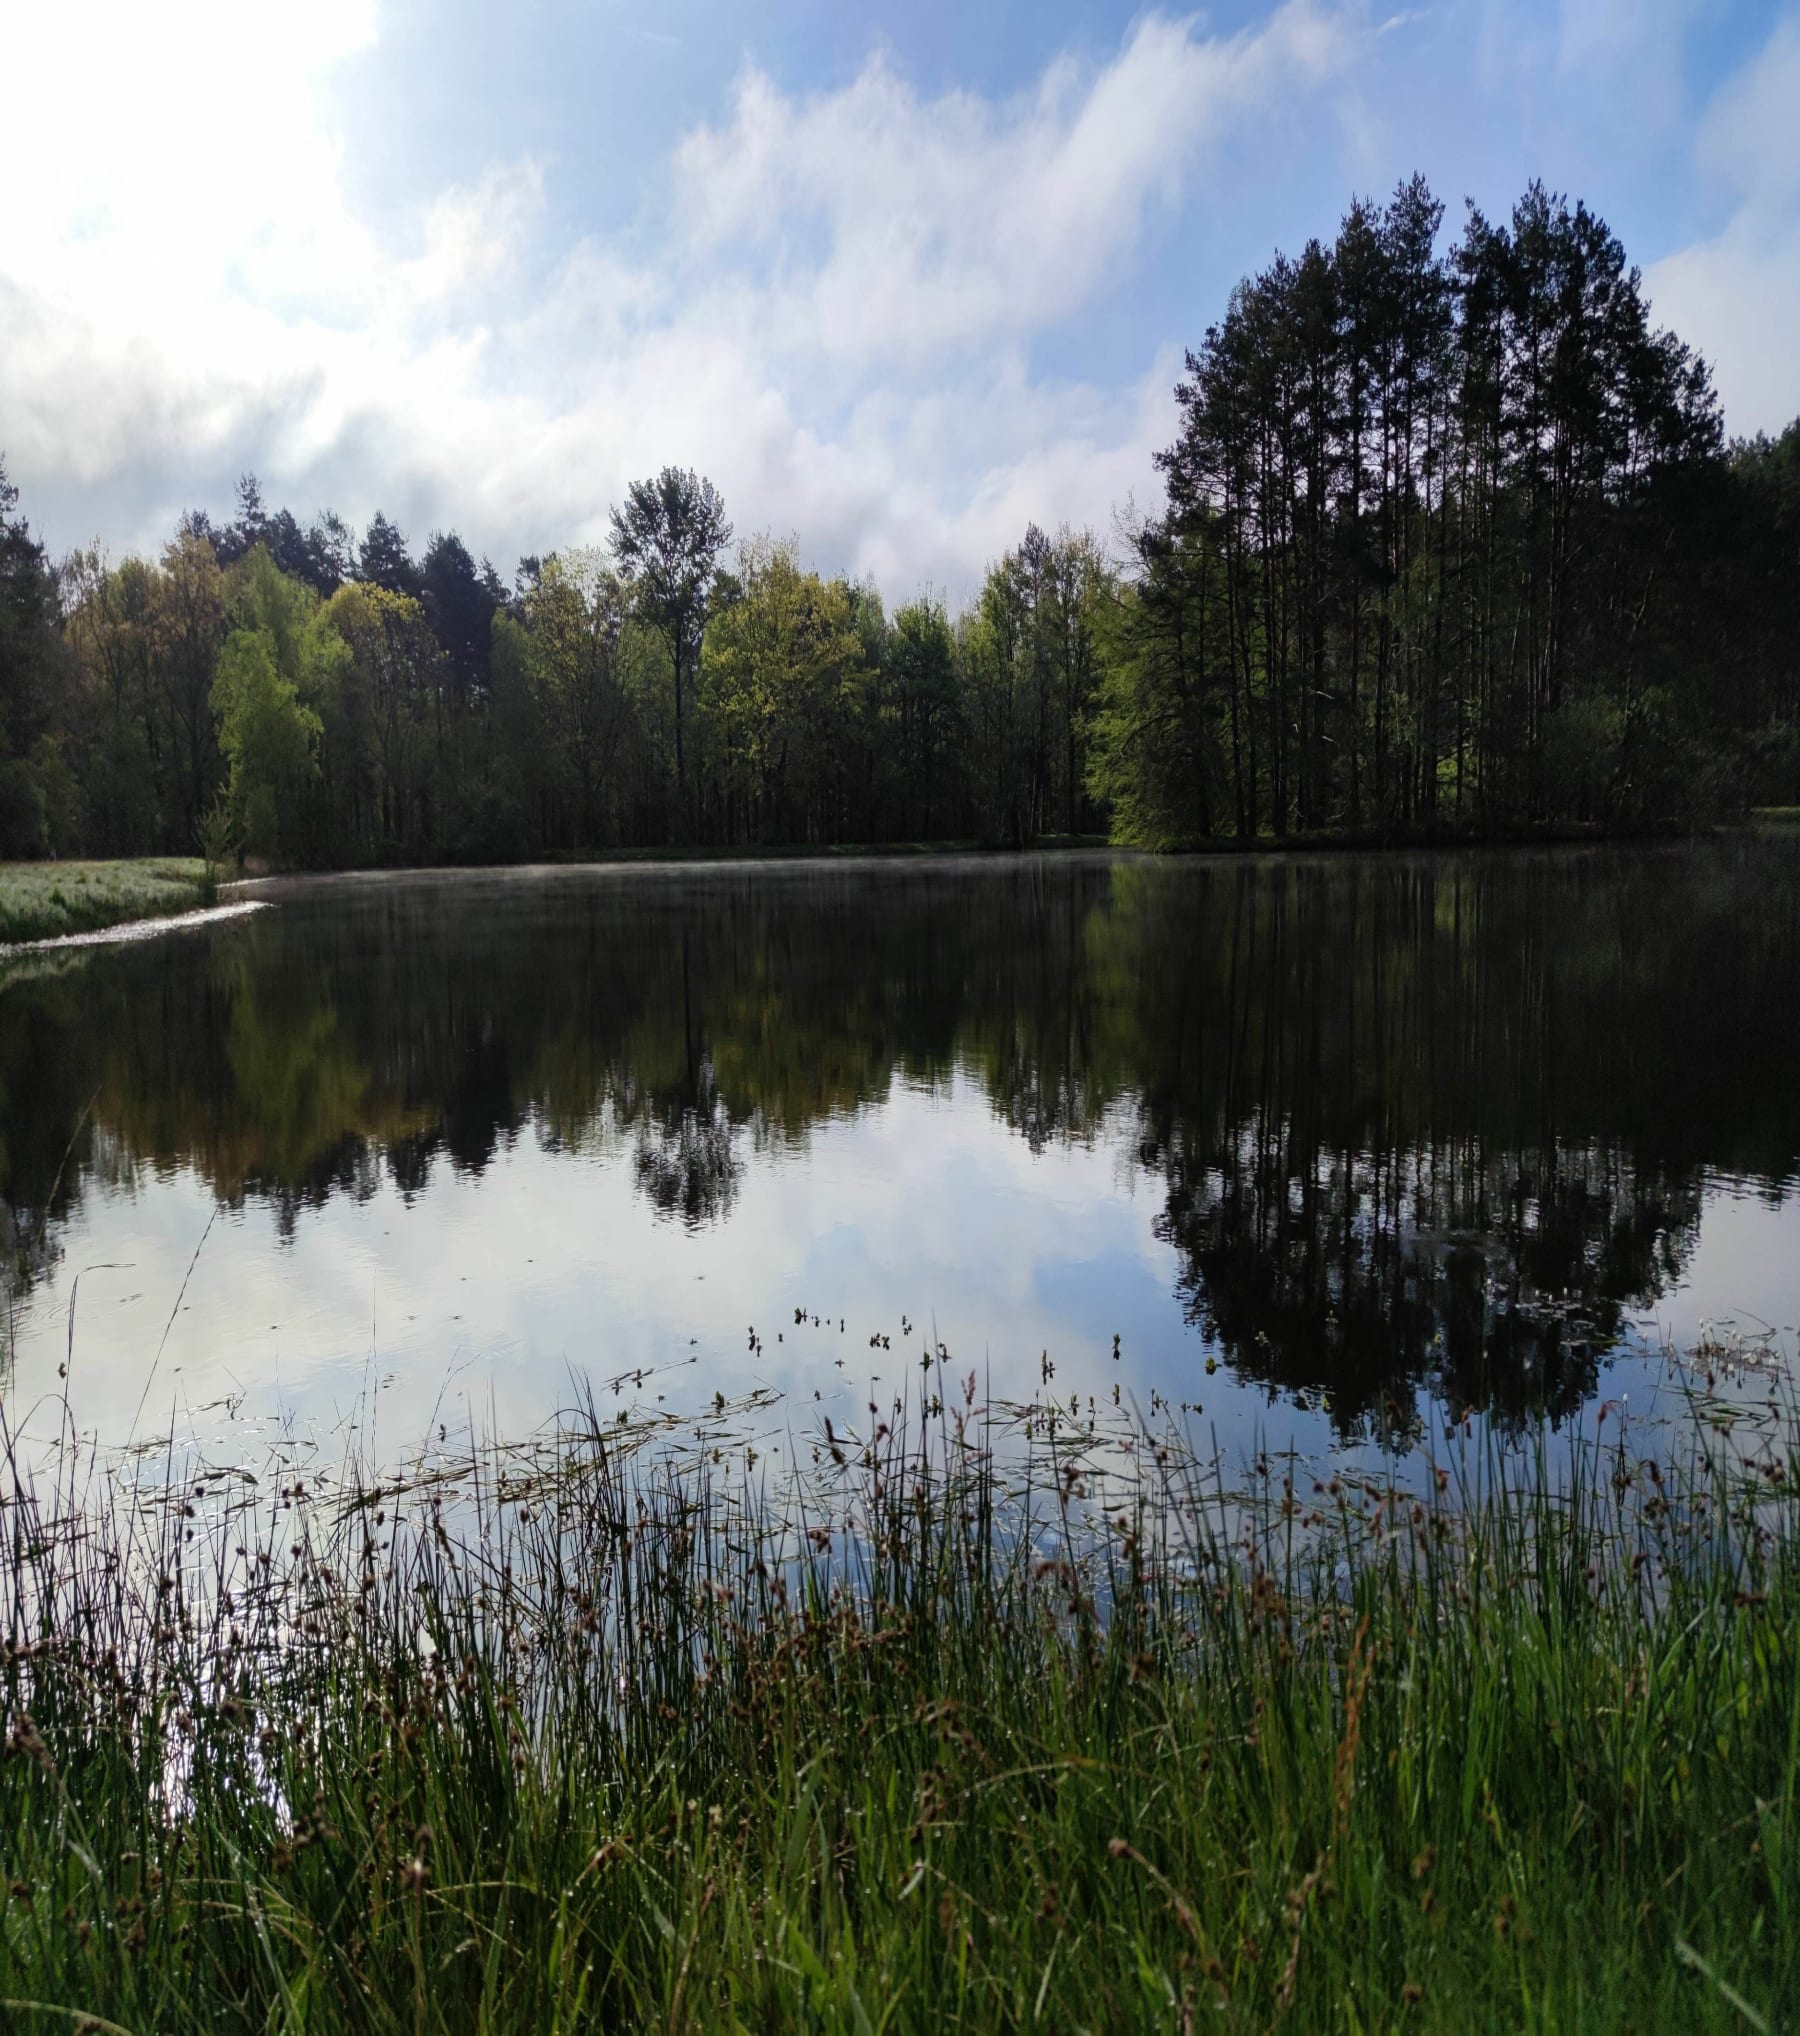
[672,3,1344,369]
[0,3,1352,594]
[1646,18,1800,440]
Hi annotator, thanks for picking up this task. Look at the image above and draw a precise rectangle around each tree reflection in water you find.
[0,842,1794,1433]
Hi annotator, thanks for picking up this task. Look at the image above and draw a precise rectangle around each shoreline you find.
[1,821,1771,948]
[227,816,1750,894]
[0,896,267,961]
[0,856,218,950]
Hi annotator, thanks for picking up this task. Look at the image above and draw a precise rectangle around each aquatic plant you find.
[1,1359,1795,2032]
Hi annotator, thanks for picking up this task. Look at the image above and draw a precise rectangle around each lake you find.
[3,842,1797,1476]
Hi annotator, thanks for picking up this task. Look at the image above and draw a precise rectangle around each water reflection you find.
[1,844,1796,1445]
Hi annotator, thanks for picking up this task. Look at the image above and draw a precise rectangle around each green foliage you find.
[514,551,634,847]
[1095,176,1795,845]
[1,1392,1795,2032]
[1542,695,1624,822]
[0,758,46,857]
[701,537,873,843]
[1086,521,1229,846]
[885,596,960,837]
[611,468,734,835]
[318,580,442,860]
[27,734,84,856]
[210,625,323,864]
[0,454,71,853]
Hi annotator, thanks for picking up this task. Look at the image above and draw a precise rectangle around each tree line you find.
[1095,178,1800,840]
[1,176,1795,867]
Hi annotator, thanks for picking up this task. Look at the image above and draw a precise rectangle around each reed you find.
[1,1362,1795,2033]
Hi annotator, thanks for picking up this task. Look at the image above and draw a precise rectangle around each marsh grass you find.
[1,1359,1795,2034]
[0,861,216,947]
[0,859,217,947]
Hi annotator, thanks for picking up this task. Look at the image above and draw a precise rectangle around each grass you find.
[1,1358,1795,2034]
[0,860,217,947]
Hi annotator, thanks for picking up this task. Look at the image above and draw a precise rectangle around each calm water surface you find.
[2,845,1796,1473]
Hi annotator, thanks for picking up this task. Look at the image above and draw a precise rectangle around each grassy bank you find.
[1,1389,1794,2034]
[0,859,215,946]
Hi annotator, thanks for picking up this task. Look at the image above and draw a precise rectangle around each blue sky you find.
[4,0,1796,601]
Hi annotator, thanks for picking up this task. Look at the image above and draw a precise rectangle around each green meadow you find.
[0,860,215,947]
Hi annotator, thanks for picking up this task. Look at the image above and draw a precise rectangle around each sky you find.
[2,0,1796,603]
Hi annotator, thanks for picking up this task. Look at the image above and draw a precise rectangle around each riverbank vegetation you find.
[0,859,213,947]
[2,177,1796,868]
[2,1369,1795,2033]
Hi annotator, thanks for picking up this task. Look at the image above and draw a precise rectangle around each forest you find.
[1,176,1796,867]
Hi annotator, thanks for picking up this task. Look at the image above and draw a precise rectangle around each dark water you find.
[3,843,1797,1469]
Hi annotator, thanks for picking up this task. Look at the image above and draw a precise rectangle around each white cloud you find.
[0,4,1354,590]
[5,0,377,308]
[1693,14,1800,207]
[1646,18,1800,439]
[672,3,1345,370]
[1647,222,1800,440]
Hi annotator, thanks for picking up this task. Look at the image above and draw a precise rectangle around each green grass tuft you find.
[0,859,215,946]
[1,1383,1795,2032]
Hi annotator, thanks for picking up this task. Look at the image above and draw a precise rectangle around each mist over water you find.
[2,843,1796,1472]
